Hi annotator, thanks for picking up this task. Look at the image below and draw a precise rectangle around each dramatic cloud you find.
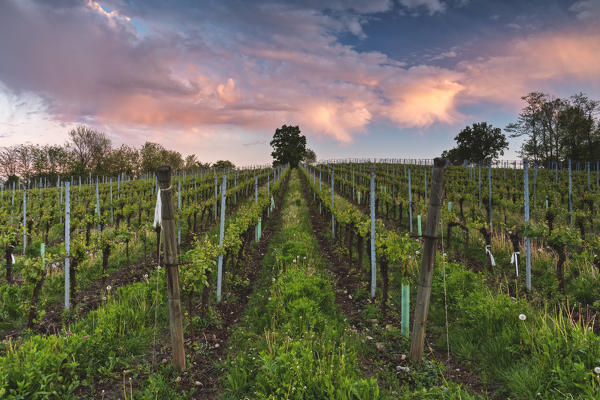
[457,29,600,104]
[0,0,599,150]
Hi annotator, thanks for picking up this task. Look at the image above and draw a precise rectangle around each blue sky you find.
[0,0,599,165]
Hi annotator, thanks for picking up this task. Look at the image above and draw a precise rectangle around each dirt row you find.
[298,171,490,397]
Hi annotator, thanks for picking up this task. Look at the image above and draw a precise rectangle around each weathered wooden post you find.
[157,166,186,371]
[410,158,448,362]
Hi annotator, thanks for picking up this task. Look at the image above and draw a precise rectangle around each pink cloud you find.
[1,0,600,149]
[458,28,600,104]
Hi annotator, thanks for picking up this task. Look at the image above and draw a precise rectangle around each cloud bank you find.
[0,0,599,146]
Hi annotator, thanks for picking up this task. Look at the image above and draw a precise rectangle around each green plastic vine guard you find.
[256,217,262,242]
[401,284,410,338]
[417,215,422,237]
[448,201,452,212]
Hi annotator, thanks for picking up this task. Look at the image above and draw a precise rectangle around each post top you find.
[433,157,449,168]
[157,165,172,188]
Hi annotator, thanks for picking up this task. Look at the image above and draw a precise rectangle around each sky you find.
[1,0,599,166]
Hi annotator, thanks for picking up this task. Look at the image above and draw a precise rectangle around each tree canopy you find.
[270,125,307,167]
[0,125,211,182]
[212,160,235,170]
[442,122,508,165]
[303,148,317,164]
[506,92,600,164]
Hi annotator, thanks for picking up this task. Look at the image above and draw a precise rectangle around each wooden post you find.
[409,158,448,363]
[157,166,186,371]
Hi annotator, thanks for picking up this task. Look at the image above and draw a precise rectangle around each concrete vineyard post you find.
[177,180,181,246]
[110,179,113,224]
[478,165,482,208]
[22,187,26,254]
[424,167,428,200]
[59,184,63,224]
[254,176,259,241]
[331,168,335,238]
[410,158,448,363]
[217,174,227,303]
[11,182,14,225]
[568,159,573,225]
[214,172,218,221]
[156,166,186,371]
[408,168,413,233]
[95,180,101,232]
[533,165,538,200]
[352,166,355,201]
[524,158,531,291]
[65,182,70,309]
[588,162,591,191]
[488,164,492,226]
[370,164,376,298]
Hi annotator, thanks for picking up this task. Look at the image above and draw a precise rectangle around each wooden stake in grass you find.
[410,157,448,363]
[157,165,186,371]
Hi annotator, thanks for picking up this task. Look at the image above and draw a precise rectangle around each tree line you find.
[0,126,235,184]
[443,91,600,165]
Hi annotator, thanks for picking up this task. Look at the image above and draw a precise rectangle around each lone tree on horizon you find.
[270,125,307,167]
[442,122,508,165]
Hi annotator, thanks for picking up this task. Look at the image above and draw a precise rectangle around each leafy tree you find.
[270,125,307,167]
[107,144,140,177]
[67,125,111,175]
[506,92,600,163]
[304,148,317,164]
[442,122,508,164]
[212,160,235,170]
[139,142,183,173]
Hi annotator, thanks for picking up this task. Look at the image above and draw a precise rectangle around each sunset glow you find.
[1,0,599,163]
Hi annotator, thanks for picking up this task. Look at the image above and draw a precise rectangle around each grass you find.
[221,169,380,399]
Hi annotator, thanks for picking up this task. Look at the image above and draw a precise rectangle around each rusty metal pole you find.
[157,166,186,371]
[409,158,448,362]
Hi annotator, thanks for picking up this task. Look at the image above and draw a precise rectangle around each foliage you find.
[303,148,317,164]
[270,125,307,167]
[212,160,235,170]
[442,122,508,164]
[506,92,600,163]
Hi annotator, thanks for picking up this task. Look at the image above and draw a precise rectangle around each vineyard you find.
[1,160,600,399]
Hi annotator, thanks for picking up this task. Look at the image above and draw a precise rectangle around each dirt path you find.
[180,173,289,399]
[298,169,491,398]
